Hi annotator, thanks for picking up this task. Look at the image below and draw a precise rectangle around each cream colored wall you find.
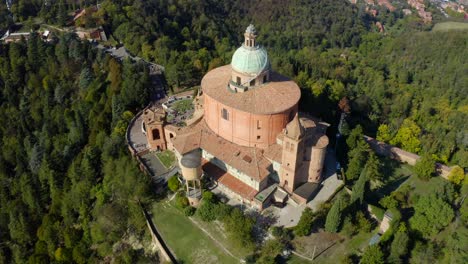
[231,69,269,87]
[202,150,260,190]
[180,165,201,181]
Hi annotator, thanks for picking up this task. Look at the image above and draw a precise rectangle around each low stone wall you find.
[364,136,452,179]
[141,205,177,263]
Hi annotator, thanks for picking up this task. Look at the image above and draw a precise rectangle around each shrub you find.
[175,195,189,209]
[356,211,371,233]
[361,245,384,264]
[340,216,357,238]
[197,200,217,222]
[256,239,284,264]
[294,207,316,236]
[448,166,466,185]
[379,195,398,209]
[271,226,293,242]
[202,190,215,202]
[224,208,255,250]
[167,175,181,192]
[184,206,196,216]
[413,154,435,180]
[213,203,232,221]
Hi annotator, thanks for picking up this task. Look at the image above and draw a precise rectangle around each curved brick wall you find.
[204,93,297,148]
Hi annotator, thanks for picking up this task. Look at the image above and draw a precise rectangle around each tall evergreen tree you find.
[351,168,368,204]
[325,196,343,233]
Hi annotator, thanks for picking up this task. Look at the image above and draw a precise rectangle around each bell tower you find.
[244,24,257,48]
[280,114,305,193]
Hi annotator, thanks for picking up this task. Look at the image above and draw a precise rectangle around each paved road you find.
[128,113,148,153]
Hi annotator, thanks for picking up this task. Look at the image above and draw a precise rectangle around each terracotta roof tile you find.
[202,65,301,114]
[172,120,271,181]
[202,161,258,201]
[264,144,283,164]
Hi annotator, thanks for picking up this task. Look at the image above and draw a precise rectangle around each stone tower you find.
[306,134,328,182]
[280,114,306,193]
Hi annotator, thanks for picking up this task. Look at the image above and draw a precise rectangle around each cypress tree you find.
[351,168,368,204]
[325,197,343,233]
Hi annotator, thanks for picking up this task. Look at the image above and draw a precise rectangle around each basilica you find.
[143,25,329,209]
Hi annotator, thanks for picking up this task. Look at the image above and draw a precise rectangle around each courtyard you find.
[164,96,194,126]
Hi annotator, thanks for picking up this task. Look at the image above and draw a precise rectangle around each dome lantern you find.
[244,24,257,48]
[230,24,271,92]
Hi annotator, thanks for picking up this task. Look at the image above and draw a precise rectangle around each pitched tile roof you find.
[171,120,272,181]
[264,144,283,164]
[202,161,258,201]
[202,65,301,114]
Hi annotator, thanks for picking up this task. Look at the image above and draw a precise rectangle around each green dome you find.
[231,45,270,75]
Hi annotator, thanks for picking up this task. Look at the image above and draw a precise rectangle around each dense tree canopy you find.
[410,195,454,238]
[1,0,467,263]
[0,33,154,263]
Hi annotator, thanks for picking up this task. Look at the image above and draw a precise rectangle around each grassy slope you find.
[191,216,251,258]
[432,22,468,31]
[151,201,238,264]
[292,231,374,263]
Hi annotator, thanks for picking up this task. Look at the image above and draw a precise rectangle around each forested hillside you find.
[41,0,463,166]
[0,34,157,262]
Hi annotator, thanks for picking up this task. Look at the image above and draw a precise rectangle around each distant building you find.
[75,27,107,42]
[73,6,99,22]
[141,25,329,209]
[1,30,30,43]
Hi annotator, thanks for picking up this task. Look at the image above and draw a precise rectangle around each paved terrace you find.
[266,149,344,228]
[139,152,175,182]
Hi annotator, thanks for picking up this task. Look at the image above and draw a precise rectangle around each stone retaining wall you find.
[364,136,452,179]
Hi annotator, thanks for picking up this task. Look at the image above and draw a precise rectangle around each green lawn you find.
[401,173,447,198]
[151,201,238,264]
[156,150,175,169]
[432,22,468,32]
[191,215,252,258]
[287,254,312,263]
